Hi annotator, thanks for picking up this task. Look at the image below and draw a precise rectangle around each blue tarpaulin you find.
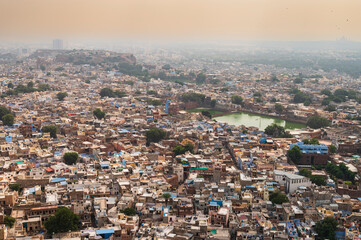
[5,136,12,143]
[96,229,114,239]
[51,178,66,183]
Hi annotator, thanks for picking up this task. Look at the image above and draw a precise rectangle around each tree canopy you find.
[2,114,14,126]
[288,145,302,164]
[314,217,338,240]
[307,116,330,129]
[120,208,137,216]
[100,87,115,98]
[173,144,194,156]
[181,92,206,104]
[56,92,68,101]
[325,162,355,182]
[302,138,319,145]
[293,90,312,104]
[4,216,15,228]
[310,175,326,186]
[44,207,80,234]
[162,193,171,201]
[9,183,21,193]
[231,95,244,105]
[274,103,284,113]
[145,128,167,145]
[329,145,337,154]
[196,73,206,84]
[299,168,312,178]
[321,89,332,96]
[269,191,289,204]
[201,111,212,118]
[64,152,79,165]
[42,125,57,138]
[93,108,106,120]
[264,123,293,138]
[0,106,11,120]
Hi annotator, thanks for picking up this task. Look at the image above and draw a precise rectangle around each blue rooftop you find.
[51,177,66,183]
[290,142,328,154]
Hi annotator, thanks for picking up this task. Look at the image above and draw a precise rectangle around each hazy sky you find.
[1,0,360,41]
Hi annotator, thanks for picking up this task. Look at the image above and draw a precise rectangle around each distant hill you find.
[30,49,136,65]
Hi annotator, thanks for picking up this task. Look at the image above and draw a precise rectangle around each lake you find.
[213,112,306,131]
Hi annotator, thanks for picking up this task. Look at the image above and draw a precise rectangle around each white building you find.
[274,170,311,193]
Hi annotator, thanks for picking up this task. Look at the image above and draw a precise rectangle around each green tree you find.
[325,162,355,182]
[56,92,68,101]
[334,89,349,98]
[27,81,34,88]
[125,80,134,86]
[307,116,330,129]
[210,99,217,108]
[38,84,51,91]
[2,114,14,126]
[220,87,229,92]
[231,95,243,105]
[147,90,157,96]
[9,183,21,192]
[271,75,279,82]
[173,144,194,155]
[196,73,206,85]
[294,91,312,104]
[181,92,206,104]
[162,64,171,70]
[322,98,330,106]
[145,128,167,144]
[162,193,171,205]
[4,216,15,228]
[64,152,78,165]
[120,208,137,216]
[93,108,106,120]
[147,99,162,106]
[294,77,304,84]
[321,89,332,96]
[40,65,46,71]
[253,92,262,97]
[324,105,336,112]
[269,191,289,204]
[201,111,212,118]
[114,90,127,98]
[210,79,220,85]
[100,88,115,98]
[7,83,14,89]
[310,175,326,186]
[274,103,284,114]
[302,138,319,145]
[304,99,311,106]
[55,67,64,71]
[299,168,312,178]
[42,125,57,138]
[264,123,292,138]
[173,145,186,156]
[44,207,80,234]
[0,106,11,120]
[329,145,337,154]
[314,217,338,240]
[288,145,302,164]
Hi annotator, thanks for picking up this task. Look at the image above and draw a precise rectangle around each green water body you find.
[213,112,306,131]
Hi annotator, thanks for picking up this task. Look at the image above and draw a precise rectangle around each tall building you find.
[52,39,63,50]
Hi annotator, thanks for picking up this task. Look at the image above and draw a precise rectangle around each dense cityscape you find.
[0,39,359,240]
[2,0,361,238]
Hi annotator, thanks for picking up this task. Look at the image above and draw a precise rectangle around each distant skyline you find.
[1,0,361,42]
